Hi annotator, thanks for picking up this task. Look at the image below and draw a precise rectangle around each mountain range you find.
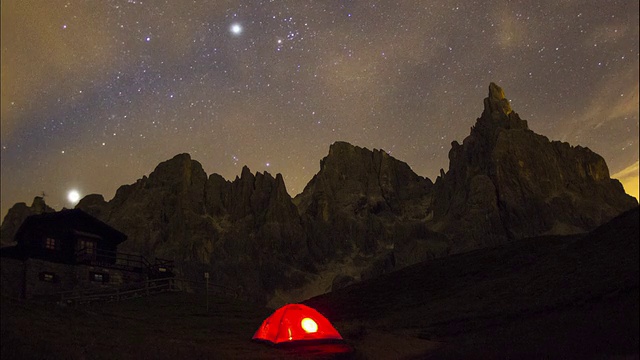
[2,83,636,305]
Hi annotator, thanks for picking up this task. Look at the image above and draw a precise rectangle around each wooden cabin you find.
[0,209,174,300]
[11,209,127,265]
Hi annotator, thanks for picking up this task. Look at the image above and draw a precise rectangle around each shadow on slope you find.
[305,207,639,359]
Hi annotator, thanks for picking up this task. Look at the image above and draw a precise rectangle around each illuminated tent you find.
[252,304,344,345]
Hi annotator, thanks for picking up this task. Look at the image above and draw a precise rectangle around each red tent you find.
[252,304,344,345]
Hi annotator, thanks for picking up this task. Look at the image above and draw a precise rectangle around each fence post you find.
[204,272,210,312]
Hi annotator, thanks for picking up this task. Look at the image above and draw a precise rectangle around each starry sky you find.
[1,0,639,220]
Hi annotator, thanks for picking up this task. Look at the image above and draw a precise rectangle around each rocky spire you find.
[484,82,512,116]
[475,82,528,137]
[1,196,55,246]
[431,83,637,250]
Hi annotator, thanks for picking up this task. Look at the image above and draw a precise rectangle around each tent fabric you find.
[252,304,343,345]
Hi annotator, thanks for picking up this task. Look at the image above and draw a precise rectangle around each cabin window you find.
[90,272,109,283]
[44,237,56,250]
[39,272,57,282]
[78,239,96,254]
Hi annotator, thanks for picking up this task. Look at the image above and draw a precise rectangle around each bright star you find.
[67,190,81,204]
[230,23,242,35]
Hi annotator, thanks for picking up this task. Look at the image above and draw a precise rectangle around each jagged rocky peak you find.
[223,165,298,221]
[76,194,109,219]
[77,194,106,207]
[148,153,207,190]
[1,196,55,246]
[320,141,429,186]
[327,140,367,157]
[475,82,529,135]
[432,83,638,249]
[319,141,378,173]
[105,153,209,214]
[31,196,53,213]
[485,82,512,116]
[296,141,432,218]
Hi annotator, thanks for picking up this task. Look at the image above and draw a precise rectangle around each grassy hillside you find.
[2,292,284,359]
[306,207,640,358]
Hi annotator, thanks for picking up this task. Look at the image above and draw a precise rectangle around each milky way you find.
[1,0,638,219]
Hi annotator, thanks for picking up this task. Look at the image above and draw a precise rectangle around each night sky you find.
[1,0,638,220]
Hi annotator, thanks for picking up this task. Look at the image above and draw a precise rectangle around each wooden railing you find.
[74,248,174,275]
[55,278,239,305]
[59,278,173,305]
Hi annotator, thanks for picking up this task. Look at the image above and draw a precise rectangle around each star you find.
[230,23,242,35]
[0,1,638,219]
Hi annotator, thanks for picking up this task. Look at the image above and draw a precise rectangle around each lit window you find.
[45,238,56,250]
[39,272,56,282]
[90,272,109,283]
[80,239,95,252]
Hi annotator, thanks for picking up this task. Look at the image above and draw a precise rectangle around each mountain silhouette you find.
[2,83,636,304]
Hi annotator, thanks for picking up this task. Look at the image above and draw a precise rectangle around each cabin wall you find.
[74,263,146,290]
[0,257,147,300]
[24,258,77,297]
[0,257,25,299]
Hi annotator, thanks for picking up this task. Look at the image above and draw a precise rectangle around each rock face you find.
[294,142,435,261]
[2,83,637,304]
[429,82,637,251]
[75,154,310,303]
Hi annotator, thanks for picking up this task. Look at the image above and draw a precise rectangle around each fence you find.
[74,248,174,276]
[56,277,239,306]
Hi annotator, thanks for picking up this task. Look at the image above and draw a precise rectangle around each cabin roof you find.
[15,209,127,245]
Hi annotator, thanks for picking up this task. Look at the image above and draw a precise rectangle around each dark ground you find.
[2,207,638,359]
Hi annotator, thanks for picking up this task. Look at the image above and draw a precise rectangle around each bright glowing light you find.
[300,317,318,333]
[230,23,242,35]
[67,190,81,204]
[612,160,639,200]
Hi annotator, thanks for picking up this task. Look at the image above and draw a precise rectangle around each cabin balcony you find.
[75,248,174,277]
